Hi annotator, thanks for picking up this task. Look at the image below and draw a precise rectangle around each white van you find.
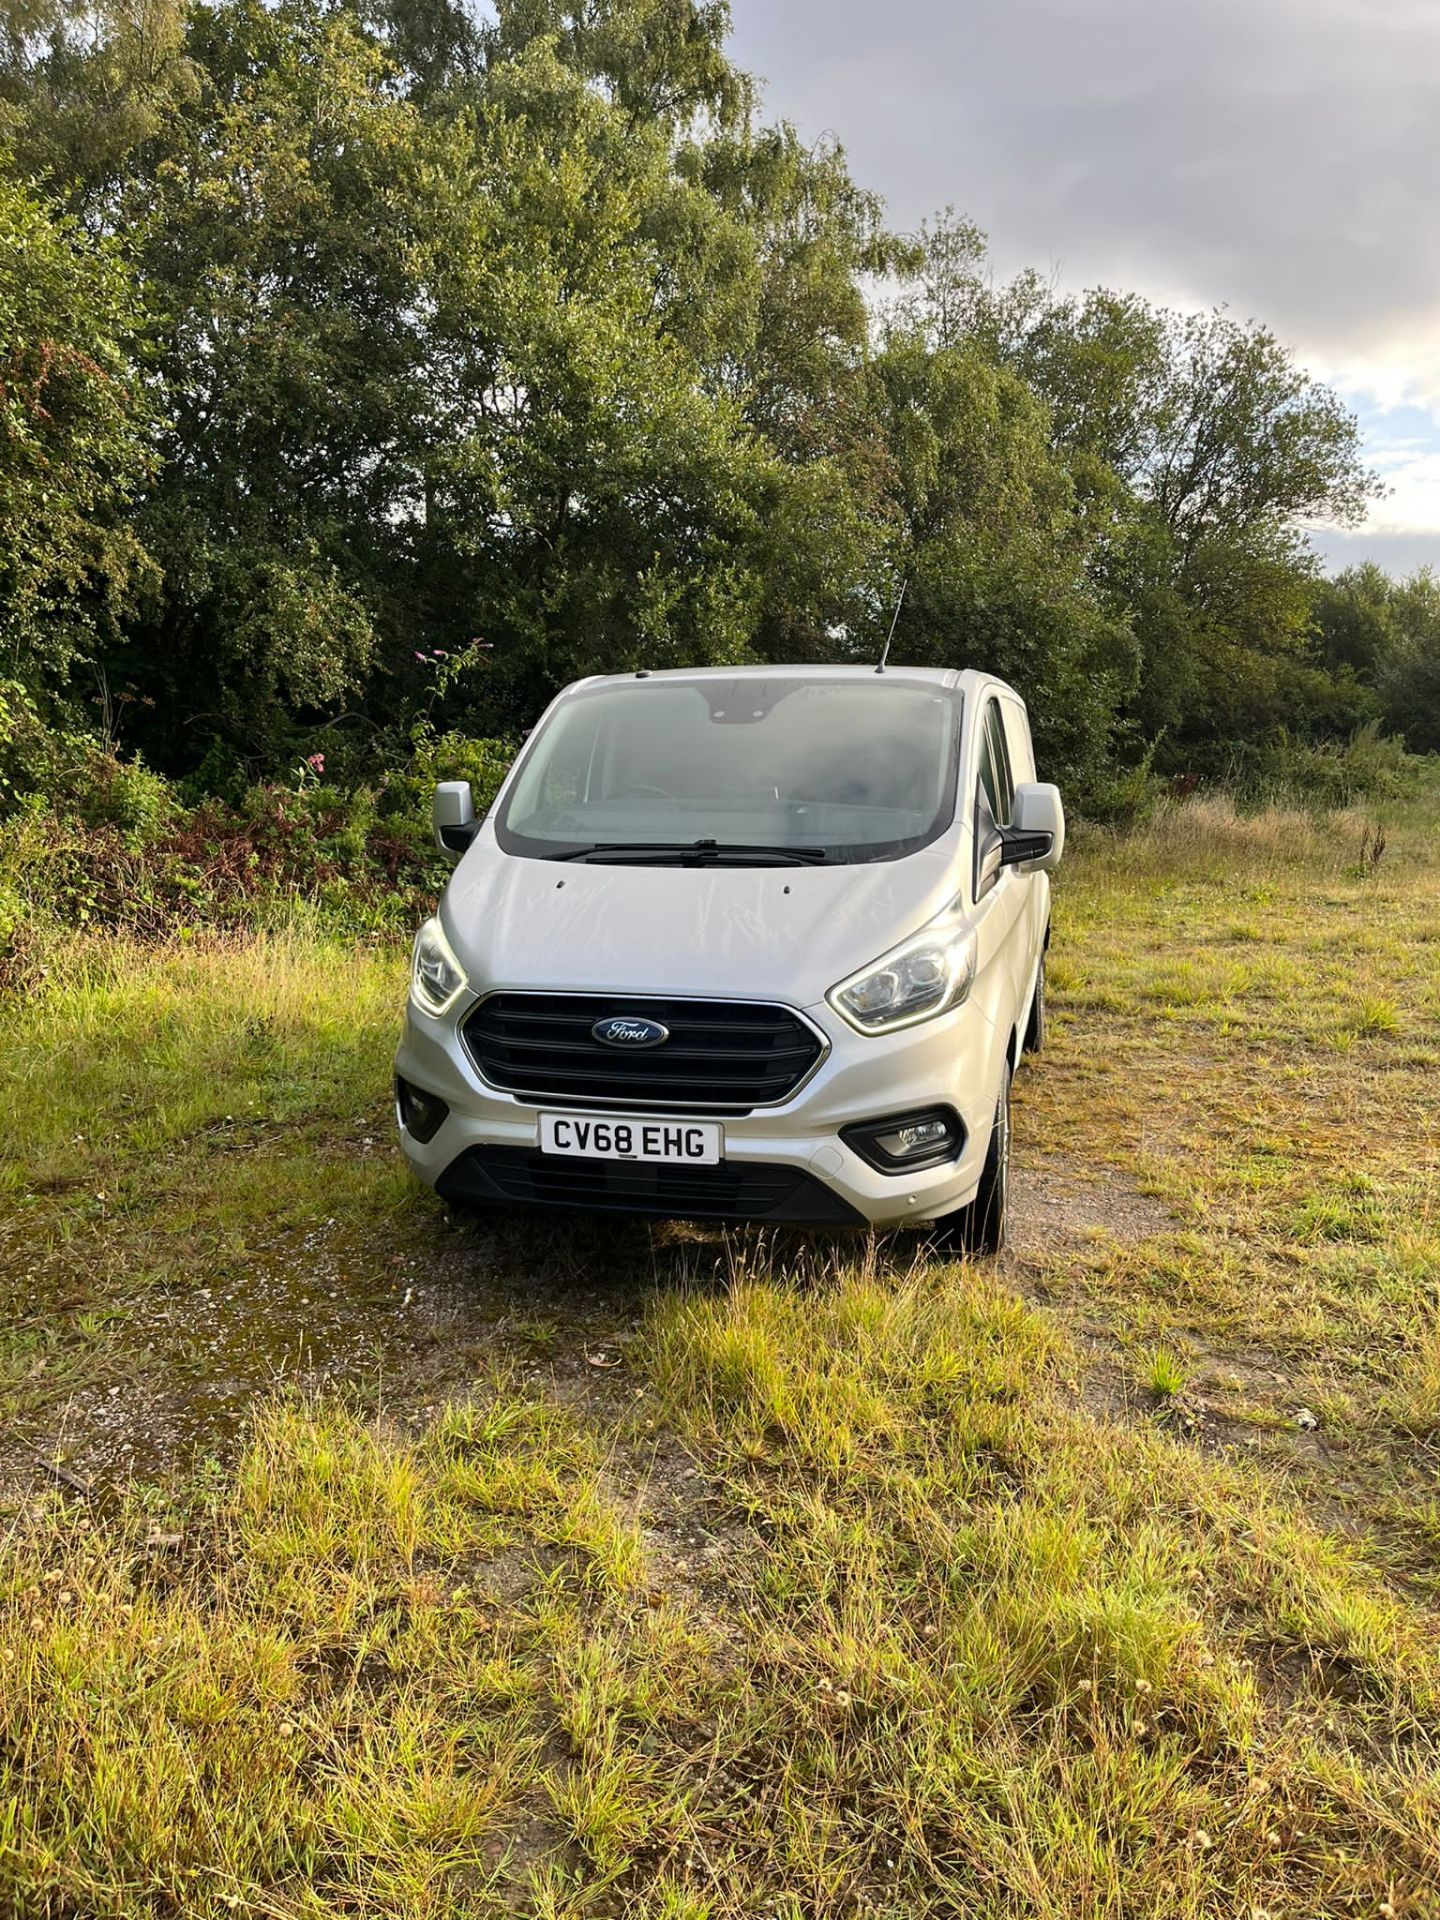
[395,666,1063,1253]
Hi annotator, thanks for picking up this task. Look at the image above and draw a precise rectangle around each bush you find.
[0,679,73,810]
[78,751,177,846]
[1223,723,1423,810]
[1,680,177,845]
[371,727,517,869]
[1077,736,1167,828]
[0,721,522,984]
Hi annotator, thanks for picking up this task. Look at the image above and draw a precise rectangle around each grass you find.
[0,929,419,1432]
[1026,796,1440,1459]
[3,787,1440,1914]
[1144,1346,1188,1400]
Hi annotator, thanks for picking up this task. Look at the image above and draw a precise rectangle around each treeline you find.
[1,0,1436,811]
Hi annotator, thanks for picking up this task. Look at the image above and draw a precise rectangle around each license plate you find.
[538,1112,722,1165]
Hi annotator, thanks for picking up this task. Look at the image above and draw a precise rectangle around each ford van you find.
[394,665,1063,1253]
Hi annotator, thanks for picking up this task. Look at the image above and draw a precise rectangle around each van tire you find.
[928,1061,1011,1258]
[1023,953,1046,1055]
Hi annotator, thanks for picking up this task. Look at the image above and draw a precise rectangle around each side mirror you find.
[433,781,479,861]
[999,782,1065,874]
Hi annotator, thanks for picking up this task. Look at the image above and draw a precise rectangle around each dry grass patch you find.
[9,1272,1440,1917]
[637,1268,1440,1916]
[5,786,1440,1913]
[0,1393,722,1918]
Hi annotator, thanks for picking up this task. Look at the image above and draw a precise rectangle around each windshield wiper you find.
[549,839,830,867]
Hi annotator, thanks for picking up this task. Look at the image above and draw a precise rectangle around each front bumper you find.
[394,990,1008,1229]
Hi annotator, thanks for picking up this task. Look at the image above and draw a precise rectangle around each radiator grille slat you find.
[437,1146,864,1225]
[462,994,824,1110]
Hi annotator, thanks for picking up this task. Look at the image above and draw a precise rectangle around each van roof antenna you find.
[875,577,907,674]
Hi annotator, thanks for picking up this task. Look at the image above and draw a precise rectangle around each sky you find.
[727,0,1440,577]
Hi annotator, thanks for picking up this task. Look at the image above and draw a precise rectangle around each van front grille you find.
[437,1146,863,1225]
[461,993,825,1111]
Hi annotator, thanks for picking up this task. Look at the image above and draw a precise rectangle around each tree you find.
[961,265,1380,761]
[4,0,908,768]
[0,0,200,214]
[0,0,1400,796]
[863,326,1138,790]
[89,0,487,757]
[1141,310,1377,550]
[1316,565,1440,754]
[0,162,155,691]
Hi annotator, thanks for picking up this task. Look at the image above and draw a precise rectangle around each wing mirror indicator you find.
[998,827,1055,869]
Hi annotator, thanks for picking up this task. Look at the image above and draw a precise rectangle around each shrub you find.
[1222,723,1422,810]
[0,724,522,983]
[1078,736,1166,827]
[78,750,177,846]
[1,679,176,845]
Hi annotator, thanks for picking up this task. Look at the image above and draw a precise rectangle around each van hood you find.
[441,830,967,1010]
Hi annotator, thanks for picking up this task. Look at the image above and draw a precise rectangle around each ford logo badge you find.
[592,1015,670,1049]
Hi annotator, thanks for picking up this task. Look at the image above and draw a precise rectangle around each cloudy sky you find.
[728,0,1440,576]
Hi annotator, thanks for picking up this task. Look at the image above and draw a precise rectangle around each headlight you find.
[829,904,977,1033]
[410,917,468,1016]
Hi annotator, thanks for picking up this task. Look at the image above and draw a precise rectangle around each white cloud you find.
[1365,443,1440,537]
[1310,526,1439,575]
[732,0,1440,362]
[729,0,1440,556]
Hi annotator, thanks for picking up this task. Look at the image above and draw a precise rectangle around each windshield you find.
[494,677,962,865]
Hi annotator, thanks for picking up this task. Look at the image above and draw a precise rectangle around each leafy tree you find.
[95,0,483,757]
[468,5,897,673]
[863,326,1138,789]
[1141,311,1377,548]
[1316,565,1440,754]
[957,256,1380,761]
[0,162,155,690]
[8,0,901,767]
[0,0,200,211]
[950,254,1378,552]
[1314,561,1408,681]
[0,0,1404,802]
[1384,571,1440,754]
[419,26,781,723]
[481,0,748,127]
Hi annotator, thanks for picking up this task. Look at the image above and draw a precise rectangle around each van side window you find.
[976,721,1001,822]
[999,699,1034,785]
[984,700,1014,824]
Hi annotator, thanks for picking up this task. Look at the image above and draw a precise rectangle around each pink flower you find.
[414,652,427,662]
[305,752,325,773]
[433,649,449,660]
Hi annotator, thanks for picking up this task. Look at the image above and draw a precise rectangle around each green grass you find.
[0,928,417,1427]
[1143,1346,1188,1400]
[3,789,1440,1915]
[1017,793,1440,1607]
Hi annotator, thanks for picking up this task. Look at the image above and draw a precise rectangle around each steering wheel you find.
[613,784,672,799]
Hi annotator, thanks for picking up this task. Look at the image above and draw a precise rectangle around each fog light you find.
[841,1105,964,1174]
[396,1076,449,1144]
[875,1118,952,1159]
